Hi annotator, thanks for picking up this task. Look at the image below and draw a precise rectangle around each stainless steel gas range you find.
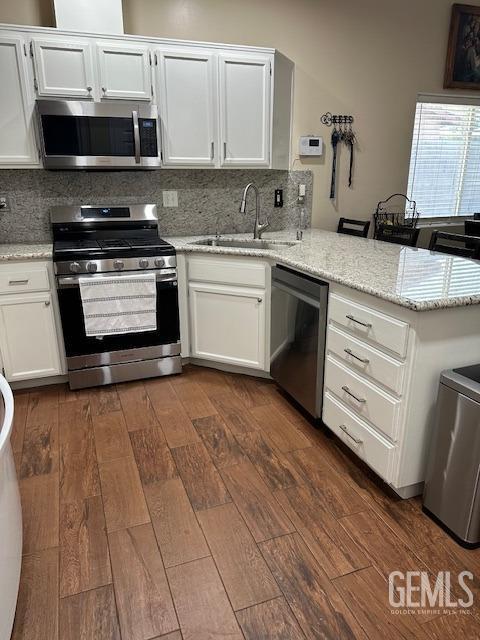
[51,204,181,390]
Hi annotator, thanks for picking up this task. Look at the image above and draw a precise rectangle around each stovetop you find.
[53,236,175,262]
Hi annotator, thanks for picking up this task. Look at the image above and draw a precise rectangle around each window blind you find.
[407,101,480,218]
[396,249,480,301]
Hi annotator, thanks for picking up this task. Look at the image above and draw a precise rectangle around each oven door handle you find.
[132,110,141,164]
[57,271,178,288]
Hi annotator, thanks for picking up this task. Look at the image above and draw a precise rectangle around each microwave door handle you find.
[132,110,141,164]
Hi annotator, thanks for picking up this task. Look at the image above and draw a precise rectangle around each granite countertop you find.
[169,229,480,312]
[0,243,53,261]
[3,230,480,311]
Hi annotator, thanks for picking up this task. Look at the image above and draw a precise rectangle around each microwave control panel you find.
[139,119,159,157]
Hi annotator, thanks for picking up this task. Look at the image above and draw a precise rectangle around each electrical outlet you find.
[0,195,10,212]
[162,190,178,208]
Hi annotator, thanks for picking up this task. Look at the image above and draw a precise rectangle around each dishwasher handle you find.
[272,265,328,310]
[273,279,321,309]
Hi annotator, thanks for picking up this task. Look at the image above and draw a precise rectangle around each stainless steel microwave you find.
[36,100,161,169]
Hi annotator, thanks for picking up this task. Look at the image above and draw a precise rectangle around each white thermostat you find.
[299,135,323,156]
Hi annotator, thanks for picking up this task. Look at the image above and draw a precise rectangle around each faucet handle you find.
[257,220,270,239]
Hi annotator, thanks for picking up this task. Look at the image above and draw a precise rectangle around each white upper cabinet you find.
[0,24,293,168]
[0,35,38,166]
[97,42,152,100]
[218,53,271,167]
[32,37,95,98]
[157,49,217,166]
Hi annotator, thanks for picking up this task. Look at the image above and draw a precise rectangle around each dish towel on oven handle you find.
[79,273,157,337]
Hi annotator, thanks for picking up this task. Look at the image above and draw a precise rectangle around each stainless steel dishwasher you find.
[270,265,328,418]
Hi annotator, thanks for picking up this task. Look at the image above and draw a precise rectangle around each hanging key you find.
[330,126,341,199]
[344,126,356,188]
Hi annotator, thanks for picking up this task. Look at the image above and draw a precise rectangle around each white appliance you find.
[0,375,22,640]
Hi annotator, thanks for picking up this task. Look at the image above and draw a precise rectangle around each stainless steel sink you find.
[191,238,297,250]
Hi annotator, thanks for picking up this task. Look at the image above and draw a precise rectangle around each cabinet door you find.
[32,37,95,98]
[0,292,62,382]
[0,36,38,166]
[189,282,266,369]
[218,54,271,167]
[97,42,152,100]
[157,49,217,166]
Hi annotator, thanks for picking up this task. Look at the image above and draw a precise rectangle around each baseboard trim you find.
[391,481,424,499]
[184,357,272,379]
[11,374,68,390]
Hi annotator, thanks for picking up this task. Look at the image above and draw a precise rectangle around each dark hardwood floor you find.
[10,364,480,639]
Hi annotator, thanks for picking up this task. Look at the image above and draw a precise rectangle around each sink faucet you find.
[239,183,269,239]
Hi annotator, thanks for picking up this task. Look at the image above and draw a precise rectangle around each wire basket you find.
[373,194,419,237]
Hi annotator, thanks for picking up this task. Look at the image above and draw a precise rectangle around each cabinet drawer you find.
[329,293,409,358]
[324,354,400,441]
[323,391,395,482]
[327,324,405,396]
[0,265,50,294]
[188,256,266,288]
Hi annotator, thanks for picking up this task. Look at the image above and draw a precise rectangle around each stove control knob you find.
[113,260,124,271]
[139,258,149,269]
[69,261,81,274]
[154,257,165,267]
[86,261,97,273]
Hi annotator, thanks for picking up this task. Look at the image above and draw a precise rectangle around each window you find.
[407,99,480,218]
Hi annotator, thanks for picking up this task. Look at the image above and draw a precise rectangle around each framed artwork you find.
[444,3,480,89]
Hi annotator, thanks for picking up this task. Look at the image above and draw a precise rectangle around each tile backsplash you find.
[0,169,312,243]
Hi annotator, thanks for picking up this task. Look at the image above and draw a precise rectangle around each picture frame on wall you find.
[444,3,480,89]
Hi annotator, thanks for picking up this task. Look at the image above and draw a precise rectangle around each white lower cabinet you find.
[189,282,266,369]
[0,261,64,383]
[0,291,62,382]
[186,255,269,371]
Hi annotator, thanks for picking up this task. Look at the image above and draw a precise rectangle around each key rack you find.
[322,113,356,197]
[321,113,354,127]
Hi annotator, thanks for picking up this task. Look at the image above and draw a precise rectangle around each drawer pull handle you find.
[341,385,366,403]
[344,348,370,364]
[8,279,29,285]
[339,424,363,444]
[346,314,372,328]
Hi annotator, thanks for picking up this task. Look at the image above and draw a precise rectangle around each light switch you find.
[162,190,178,207]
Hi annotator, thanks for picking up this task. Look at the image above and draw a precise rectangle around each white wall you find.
[1,0,480,229]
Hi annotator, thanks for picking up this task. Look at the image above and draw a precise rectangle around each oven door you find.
[36,100,160,169]
[57,271,180,370]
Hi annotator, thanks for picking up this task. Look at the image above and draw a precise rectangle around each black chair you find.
[465,220,480,237]
[337,217,370,238]
[428,231,480,259]
[374,223,420,247]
